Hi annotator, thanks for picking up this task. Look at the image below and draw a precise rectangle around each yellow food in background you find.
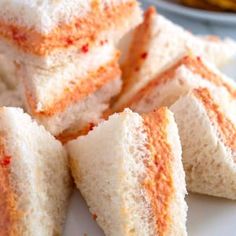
[207,0,236,11]
[181,0,236,11]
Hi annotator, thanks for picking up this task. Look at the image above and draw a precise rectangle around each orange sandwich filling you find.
[142,107,174,236]
[126,54,236,110]
[56,123,95,144]
[57,107,114,143]
[194,88,236,152]
[121,6,155,91]
[25,53,121,116]
[0,1,137,56]
[0,136,21,236]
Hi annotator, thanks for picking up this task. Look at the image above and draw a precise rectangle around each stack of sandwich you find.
[0,107,72,235]
[67,107,188,235]
[0,1,236,236]
[113,7,236,201]
[114,7,236,111]
[0,0,142,137]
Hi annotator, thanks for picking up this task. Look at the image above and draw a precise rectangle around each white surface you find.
[67,191,231,236]
[64,190,236,236]
[65,189,236,236]
[64,191,104,236]
[145,0,236,25]
[186,194,236,236]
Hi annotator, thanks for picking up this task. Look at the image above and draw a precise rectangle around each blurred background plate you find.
[144,0,236,25]
[141,0,236,39]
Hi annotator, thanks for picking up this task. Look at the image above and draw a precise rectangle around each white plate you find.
[64,191,236,236]
[144,0,236,25]
[63,59,236,236]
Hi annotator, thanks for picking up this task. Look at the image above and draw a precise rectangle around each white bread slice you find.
[20,43,119,113]
[0,1,142,68]
[67,108,187,236]
[0,0,139,33]
[116,7,236,110]
[170,88,236,199]
[32,76,122,136]
[116,53,236,113]
[0,107,72,235]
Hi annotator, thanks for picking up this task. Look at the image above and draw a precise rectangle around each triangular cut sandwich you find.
[115,53,236,113]
[0,0,142,68]
[0,107,72,235]
[67,108,187,236]
[115,7,236,110]
[171,88,236,200]
[0,1,142,137]
[23,43,122,135]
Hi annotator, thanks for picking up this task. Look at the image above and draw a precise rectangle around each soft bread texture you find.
[0,54,17,88]
[33,77,122,136]
[0,78,24,108]
[0,1,142,68]
[0,85,24,108]
[116,7,236,110]
[20,43,118,112]
[0,79,7,93]
[0,107,72,235]
[22,43,123,136]
[170,88,236,199]
[0,0,137,33]
[116,54,236,113]
[67,108,187,236]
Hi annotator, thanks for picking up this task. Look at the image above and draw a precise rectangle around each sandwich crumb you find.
[0,156,11,166]
[66,37,74,45]
[12,28,27,42]
[92,213,97,220]
[88,123,95,131]
[141,52,148,59]
[81,44,89,53]
[100,39,108,46]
